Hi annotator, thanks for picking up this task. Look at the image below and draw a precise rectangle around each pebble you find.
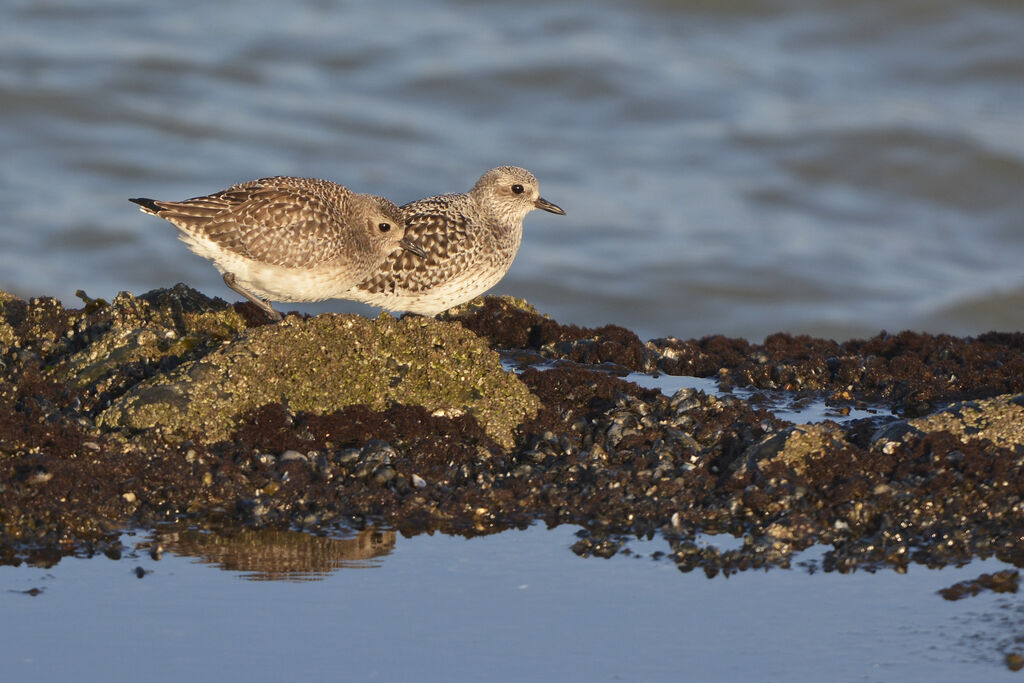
[278,450,308,463]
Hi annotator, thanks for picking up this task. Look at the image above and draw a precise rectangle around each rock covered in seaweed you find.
[5,286,1024,581]
[99,311,539,447]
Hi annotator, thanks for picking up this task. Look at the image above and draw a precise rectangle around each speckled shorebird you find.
[130,177,426,321]
[349,166,565,316]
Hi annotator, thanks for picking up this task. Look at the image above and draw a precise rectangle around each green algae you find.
[908,394,1024,450]
[0,314,14,351]
[0,291,33,350]
[770,423,849,476]
[57,290,248,389]
[100,312,540,447]
[3,285,538,449]
[443,294,542,318]
[741,422,850,479]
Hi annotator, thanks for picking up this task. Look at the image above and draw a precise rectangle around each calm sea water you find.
[4,527,1023,682]
[2,0,1022,342]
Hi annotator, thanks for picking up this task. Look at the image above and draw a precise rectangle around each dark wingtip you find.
[129,197,163,213]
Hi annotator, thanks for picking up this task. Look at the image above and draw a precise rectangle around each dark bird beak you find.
[535,197,565,215]
[400,238,427,258]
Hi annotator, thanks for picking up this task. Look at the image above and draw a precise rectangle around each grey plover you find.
[130,177,426,321]
[349,166,564,315]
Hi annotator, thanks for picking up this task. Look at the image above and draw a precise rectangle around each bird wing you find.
[356,195,476,295]
[157,179,360,268]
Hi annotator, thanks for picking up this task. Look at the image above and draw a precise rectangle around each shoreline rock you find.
[2,285,1024,577]
[99,312,537,448]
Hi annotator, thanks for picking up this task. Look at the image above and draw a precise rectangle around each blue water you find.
[3,526,1021,682]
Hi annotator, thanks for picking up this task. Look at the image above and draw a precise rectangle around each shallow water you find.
[504,354,891,424]
[623,370,890,424]
[2,0,1023,341]
[3,525,1022,682]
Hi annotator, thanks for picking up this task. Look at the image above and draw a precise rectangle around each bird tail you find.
[130,196,165,215]
[129,197,164,215]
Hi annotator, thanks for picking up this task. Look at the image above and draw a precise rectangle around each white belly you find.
[179,232,365,302]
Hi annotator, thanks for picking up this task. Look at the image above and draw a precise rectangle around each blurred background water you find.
[1,0,1022,342]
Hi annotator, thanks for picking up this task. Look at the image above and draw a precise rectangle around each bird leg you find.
[222,272,283,322]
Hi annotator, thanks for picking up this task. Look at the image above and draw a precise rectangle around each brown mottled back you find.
[141,176,405,269]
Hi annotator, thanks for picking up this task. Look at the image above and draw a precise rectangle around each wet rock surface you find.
[939,570,1019,601]
[100,310,536,447]
[2,287,1024,582]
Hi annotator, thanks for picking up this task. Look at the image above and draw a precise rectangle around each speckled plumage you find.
[350,166,565,315]
[131,176,423,320]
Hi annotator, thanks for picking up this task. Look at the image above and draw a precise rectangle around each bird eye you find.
[378,222,391,232]
[511,184,524,194]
